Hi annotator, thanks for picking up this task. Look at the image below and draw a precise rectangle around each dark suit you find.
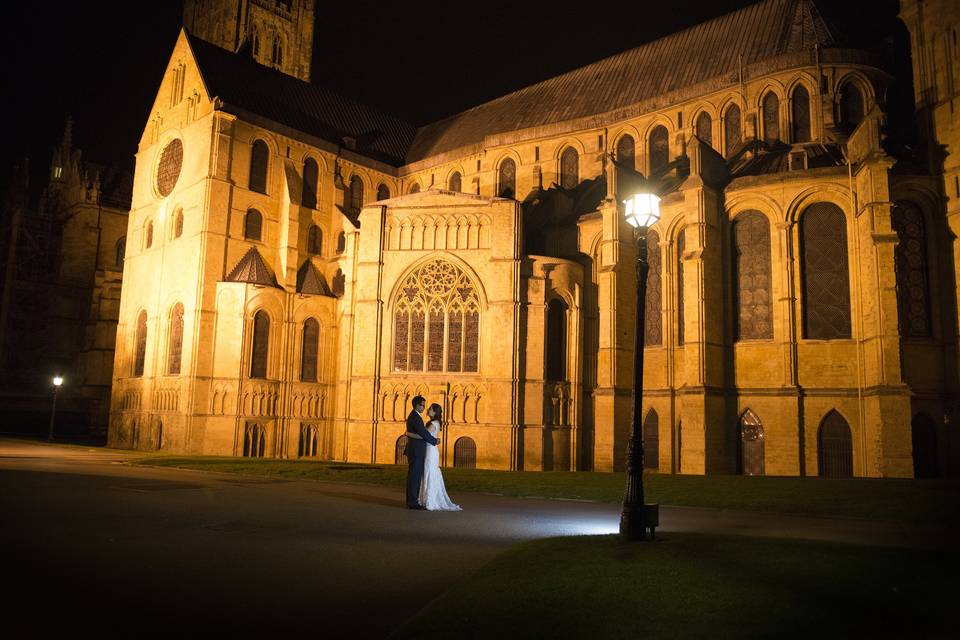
[404,409,438,507]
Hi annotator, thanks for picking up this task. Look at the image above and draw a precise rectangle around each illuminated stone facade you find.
[109,0,958,477]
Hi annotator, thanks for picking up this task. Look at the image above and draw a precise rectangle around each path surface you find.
[1,439,954,636]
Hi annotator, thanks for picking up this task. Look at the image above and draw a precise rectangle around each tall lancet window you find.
[724,104,741,158]
[695,111,713,148]
[250,311,270,379]
[762,92,780,145]
[892,202,932,338]
[645,230,662,346]
[791,85,811,143]
[134,310,148,377]
[168,303,184,375]
[301,318,319,382]
[732,211,773,341]
[393,260,481,373]
[616,134,635,170]
[498,159,516,198]
[648,125,669,174]
[560,147,579,190]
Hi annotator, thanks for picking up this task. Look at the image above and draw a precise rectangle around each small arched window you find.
[560,147,579,190]
[546,299,567,381]
[791,85,812,143]
[449,171,462,192]
[818,411,853,477]
[800,203,851,339]
[724,104,742,157]
[349,176,364,215]
[762,92,780,145]
[249,140,269,194]
[271,35,283,66]
[616,135,635,170]
[377,183,390,201]
[307,225,322,255]
[409,182,421,194]
[453,437,477,469]
[839,82,865,134]
[498,159,516,198]
[168,303,184,375]
[336,231,346,254]
[739,409,765,476]
[695,111,713,148]
[145,220,154,249]
[301,318,319,382]
[648,125,670,174]
[244,209,263,241]
[173,209,184,239]
[302,158,319,209]
[115,236,126,269]
[134,310,148,377]
[643,410,659,470]
[250,311,269,379]
[395,436,409,465]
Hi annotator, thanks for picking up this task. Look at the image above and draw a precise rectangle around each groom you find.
[404,395,438,509]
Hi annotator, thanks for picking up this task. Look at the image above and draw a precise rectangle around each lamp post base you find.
[620,503,660,541]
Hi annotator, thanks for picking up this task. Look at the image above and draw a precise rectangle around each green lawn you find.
[130,456,960,527]
[392,533,958,639]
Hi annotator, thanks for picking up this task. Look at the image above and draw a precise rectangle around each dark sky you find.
[0,0,906,192]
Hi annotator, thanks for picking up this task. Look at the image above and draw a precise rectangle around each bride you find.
[419,403,461,511]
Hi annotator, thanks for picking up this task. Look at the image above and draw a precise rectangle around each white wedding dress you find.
[419,420,462,511]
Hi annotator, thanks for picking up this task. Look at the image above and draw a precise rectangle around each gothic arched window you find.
[250,310,270,379]
[892,202,931,338]
[168,303,184,375]
[546,299,567,381]
[839,82,865,134]
[250,27,261,58]
[271,36,283,66]
[733,211,773,341]
[307,225,322,255]
[409,182,421,194]
[648,125,670,174]
[134,310,148,377]
[395,435,409,465]
[739,409,765,476]
[645,230,662,346]
[792,85,812,143]
[377,183,390,201]
[676,230,685,345]
[349,176,364,216]
[724,104,742,158]
[301,318,319,382]
[762,92,780,145]
[449,172,462,192]
[249,140,269,194]
[616,134,635,170]
[818,411,853,477]
[696,111,713,148]
[643,409,659,470]
[454,437,477,468]
[116,237,126,269]
[560,147,579,190]
[801,203,851,339]
[244,209,263,241]
[302,158,319,209]
[498,159,516,198]
[173,209,184,239]
[393,260,481,373]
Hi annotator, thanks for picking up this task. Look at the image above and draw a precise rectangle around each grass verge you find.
[129,456,960,527]
[392,533,958,639]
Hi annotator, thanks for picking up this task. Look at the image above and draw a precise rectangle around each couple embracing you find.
[404,396,461,511]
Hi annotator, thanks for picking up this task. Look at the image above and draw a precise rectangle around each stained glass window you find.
[498,159,516,198]
[724,104,742,158]
[616,135,635,170]
[393,260,481,373]
[762,92,780,145]
[892,202,931,338]
[156,138,183,197]
[301,318,319,382]
[696,111,713,148]
[134,310,147,377]
[792,85,811,143]
[250,311,269,378]
[168,303,184,375]
[677,230,685,345]
[733,211,773,340]
[801,203,851,339]
[645,230,662,346]
[560,147,578,190]
[648,125,669,174]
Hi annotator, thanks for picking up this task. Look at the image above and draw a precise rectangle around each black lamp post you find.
[620,192,661,541]
[47,375,63,443]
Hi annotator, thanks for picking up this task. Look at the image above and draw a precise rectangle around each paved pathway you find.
[1,439,954,637]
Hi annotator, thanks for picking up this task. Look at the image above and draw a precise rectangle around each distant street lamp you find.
[47,375,63,443]
[620,192,661,541]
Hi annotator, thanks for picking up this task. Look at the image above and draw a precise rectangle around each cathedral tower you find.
[183,0,314,82]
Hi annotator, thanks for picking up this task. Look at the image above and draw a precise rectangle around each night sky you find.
[1,0,906,193]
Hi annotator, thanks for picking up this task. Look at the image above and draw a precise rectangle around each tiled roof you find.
[225,246,278,286]
[297,260,333,296]
[405,0,835,162]
[187,33,417,166]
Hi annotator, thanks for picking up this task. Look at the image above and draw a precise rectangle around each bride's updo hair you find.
[429,403,443,429]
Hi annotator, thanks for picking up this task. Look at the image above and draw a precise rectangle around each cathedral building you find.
[108,0,959,478]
